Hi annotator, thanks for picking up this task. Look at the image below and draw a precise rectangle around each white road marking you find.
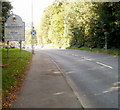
[74,54,79,56]
[53,92,65,95]
[85,58,93,61]
[96,62,113,69]
[81,57,93,61]
[68,54,113,69]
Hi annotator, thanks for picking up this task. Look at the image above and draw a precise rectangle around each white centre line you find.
[96,62,113,69]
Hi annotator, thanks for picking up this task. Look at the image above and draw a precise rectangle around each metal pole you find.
[103,24,109,50]
[20,41,22,57]
[7,41,10,58]
[32,35,34,54]
[104,32,108,50]
[31,0,34,54]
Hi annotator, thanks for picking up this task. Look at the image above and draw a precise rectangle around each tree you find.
[1,1,13,42]
[91,2,120,49]
[39,1,120,49]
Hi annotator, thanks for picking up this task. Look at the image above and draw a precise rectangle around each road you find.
[36,48,119,108]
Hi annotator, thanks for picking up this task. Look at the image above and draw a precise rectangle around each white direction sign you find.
[4,14,25,41]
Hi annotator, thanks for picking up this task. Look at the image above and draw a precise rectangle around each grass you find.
[67,47,120,55]
[2,48,32,93]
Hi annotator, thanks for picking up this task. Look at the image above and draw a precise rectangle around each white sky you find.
[10,0,55,29]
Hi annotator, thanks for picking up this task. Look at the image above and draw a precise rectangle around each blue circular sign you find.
[31,30,36,36]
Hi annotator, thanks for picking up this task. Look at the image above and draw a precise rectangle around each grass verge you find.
[67,47,120,55]
[2,48,32,108]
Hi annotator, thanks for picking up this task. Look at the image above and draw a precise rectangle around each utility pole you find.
[31,0,34,54]
[103,24,109,50]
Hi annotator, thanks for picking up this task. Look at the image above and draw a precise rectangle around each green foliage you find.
[91,2,120,49]
[38,1,120,49]
[2,48,32,91]
[25,29,32,45]
[1,2,13,41]
[67,47,120,55]
[2,2,13,18]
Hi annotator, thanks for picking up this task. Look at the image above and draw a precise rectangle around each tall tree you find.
[39,1,120,49]
[1,1,13,42]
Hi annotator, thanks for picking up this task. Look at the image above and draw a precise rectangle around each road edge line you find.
[48,56,85,110]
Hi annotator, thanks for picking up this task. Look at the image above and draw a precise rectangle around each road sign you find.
[31,30,36,36]
[4,14,25,41]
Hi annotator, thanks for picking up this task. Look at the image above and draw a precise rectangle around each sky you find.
[10,0,55,29]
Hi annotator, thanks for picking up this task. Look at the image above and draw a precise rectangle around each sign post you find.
[31,27,36,54]
[4,14,25,57]
[19,41,22,57]
[7,41,10,58]
[103,24,109,50]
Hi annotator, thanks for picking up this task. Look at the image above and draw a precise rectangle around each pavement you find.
[12,50,83,108]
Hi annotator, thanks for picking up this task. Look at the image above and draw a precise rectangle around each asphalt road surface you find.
[36,48,119,108]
